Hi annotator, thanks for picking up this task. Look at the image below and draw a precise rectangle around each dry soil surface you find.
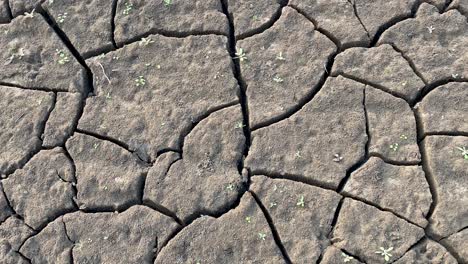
[0,0,467,263]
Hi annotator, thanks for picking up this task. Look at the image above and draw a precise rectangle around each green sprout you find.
[276,52,285,61]
[297,195,305,207]
[295,151,302,158]
[93,143,99,149]
[226,184,234,191]
[105,92,112,100]
[55,49,70,65]
[269,202,277,208]
[245,216,251,223]
[333,153,343,162]
[135,76,146,86]
[139,37,154,46]
[342,252,354,262]
[235,121,246,129]
[273,76,284,83]
[456,147,468,160]
[389,143,399,152]
[163,0,173,6]
[258,232,267,241]
[400,134,408,140]
[123,2,133,15]
[375,247,393,262]
[234,48,247,62]
[57,13,67,23]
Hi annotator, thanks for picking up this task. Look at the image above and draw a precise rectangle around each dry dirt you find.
[0,0,467,263]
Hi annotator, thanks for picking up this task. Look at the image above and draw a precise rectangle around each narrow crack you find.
[37,5,94,96]
[433,237,465,264]
[250,170,337,192]
[337,87,369,192]
[0,81,70,93]
[4,0,13,20]
[61,217,76,264]
[411,79,468,108]
[370,0,423,46]
[61,146,80,211]
[250,190,292,264]
[235,0,289,40]
[339,248,367,264]
[368,153,421,166]
[328,197,345,239]
[388,43,428,87]
[348,0,371,41]
[143,199,183,226]
[443,0,455,12]
[110,0,118,49]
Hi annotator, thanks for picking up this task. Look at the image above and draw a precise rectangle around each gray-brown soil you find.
[0,0,467,263]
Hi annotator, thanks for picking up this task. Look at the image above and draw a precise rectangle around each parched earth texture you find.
[0,0,467,263]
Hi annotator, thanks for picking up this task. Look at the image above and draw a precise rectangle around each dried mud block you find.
[343,157,431,227]
[43,0,114,58]
[250,176,342,263]
[3,148,75,229]
[332,44,425,102]
[114,0,228,45]
[289,0,369,47]
[0,217,34,263]
[449,0,468,17]
[79,35,238,163]
[423,136,468,238]
[0,184,12,222]
[442,228,468,263]
[332,198,425,263]
[43,92,82,148]
[416,82,468,134]
[227,0,280,38]
[394,239,457,264]
[425,0,450,10]
[155,193,285,263]
[378,3,468,83]
[366,87,420,163]
[321,246,364,264]
[66,134,147,211]
[245,76,367,189]
[21,217,73,264]
[0,15,85,93]
[0,87,54,176]
[9,0,38,17]
[354,0,417,39]
[237,7,336,128]
[144,106,245,222]
[0,0,10,23]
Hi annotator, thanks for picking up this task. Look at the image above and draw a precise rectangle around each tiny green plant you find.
[235,121,246,129]
[139,37,154,46]
[135,76,146,86]
[273,76,284,83]
[105,92,112,100]
[399,134,408,140]
[427,25,435,34]
[245,216,251,223]
[297,195,305,207]
[341,252,354,262]
[57,13,68,23]
[258,232,266,241]
[55,49,70,65]
[24,9,35,18]
[123,2,133,15]
[226,184,234,191]
[375,247,393,262]
[389,143,399,152]
[234,48,247,62]
[269,202,277,208]
[333,153,343,162]
[295,151,302,158]
[163,0,173,6]
[93,143,99,149]
[276,52,285,61]
[456,146,468,160]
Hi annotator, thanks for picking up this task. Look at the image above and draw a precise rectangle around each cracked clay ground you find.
[0,0,467,263]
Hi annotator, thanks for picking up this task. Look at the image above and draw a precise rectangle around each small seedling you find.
[93,143,99,149]
[139,37,154,46]
[427,25,435,34]
[105,92,112,100]
[341,252,354,262]
[226,184,234,191]
[333,153,343,162]
[57,13,68,23]
[24,9,35,18]
[273,76,284,83]
[55,49,70,65]
[252,15,259,21]
[135,76,146,86]
[297,195,305,207]
[269,202,277,208]
[389,143,399,152]
[295,151,302,158]
[123,2,133,15]
[400,134,408,140]
[235,121,246,129]
[375,247,393,262]
[452,73,460,79]
[163,0,173,6]
[234,48,247,62]
[258,232,267,241]
[456,147,468,160]
[276,52,286,61]
[245,216,252,223]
